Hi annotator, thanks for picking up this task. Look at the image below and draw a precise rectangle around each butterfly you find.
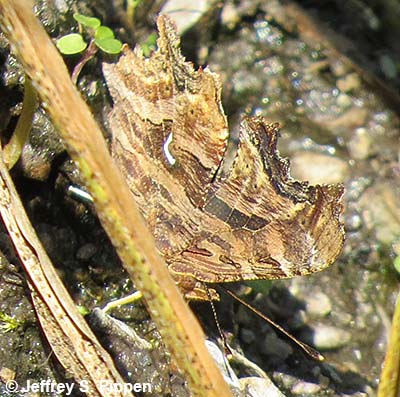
[102,15,344,301]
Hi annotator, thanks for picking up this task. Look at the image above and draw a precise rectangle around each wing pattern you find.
[103,16,344,300]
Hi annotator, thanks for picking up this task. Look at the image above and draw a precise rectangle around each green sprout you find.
[73,13,102,29]
[56,13,122,56]
[0,311,23,333]
[56,13,123,84]
[76,305,90,316]
[126,0,143,22]
[3,76,37,170]
[56,33,87,55]
[141,33,157,57]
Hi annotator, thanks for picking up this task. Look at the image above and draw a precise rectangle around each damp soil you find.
[0,1,399,397]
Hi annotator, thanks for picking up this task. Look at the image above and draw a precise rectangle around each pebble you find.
[21,144,53,181]
[0,367,15,382]
[291,380,322,395]
[336,92,352,108]
[240,328,256,344]
[359,181,400,244]
[379,54,397,80]
[305,291,332,317]
[345,211,363,232]
[290,151,349,185]
[310,324,351,350]
[76,243,97,261]
[331,60,349,77]
[240,377,286,397]
[205,340,240,389]
[261,332,293,360]
[337,73,361,92]
[347,128,372,160]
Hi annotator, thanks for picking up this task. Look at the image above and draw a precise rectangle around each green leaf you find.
[95,26,115,40]
[56,33,87,55]
[76,305,90,316]
[73,13,101,29]
[394,256,400,274]
[95,38,122,54]
[141,33,157,57]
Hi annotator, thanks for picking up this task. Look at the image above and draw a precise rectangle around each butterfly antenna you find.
[221,286,325,361]
[203,283,233,359]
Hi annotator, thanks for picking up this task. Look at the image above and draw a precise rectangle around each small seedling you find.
[56,13,123,83]
[56,13,122,56]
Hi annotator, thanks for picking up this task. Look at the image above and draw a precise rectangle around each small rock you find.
[290,151,348,185]
[240,328,256,344]
[289,309,308,330]
[379,54,397,80]
[261,332,293,360]
[337,73,361,92]
[331,60,349,77]
[336,93,352,108]
[76,243,97,261]
[273,372,297,390]
[309,324,351,350]
[347,128,372,160]
[305,291,332,317]
[241,377,286,397]
[345,211,363,232]
[359,181,400,244]
[0,367,15,382]
[221,2,240,28]
[205,340,241,389]
[291,380,322,395]
[20,144,52,181]
[345,177,371,201]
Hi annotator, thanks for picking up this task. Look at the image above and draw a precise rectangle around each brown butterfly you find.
[102,15,344,301]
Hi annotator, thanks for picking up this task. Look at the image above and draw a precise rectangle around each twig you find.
[0,2,232,396]
[377,292,400,397]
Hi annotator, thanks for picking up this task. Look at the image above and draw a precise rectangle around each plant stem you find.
[3,76,36,169]
[71,39,98,85]
[378,292,400,397]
